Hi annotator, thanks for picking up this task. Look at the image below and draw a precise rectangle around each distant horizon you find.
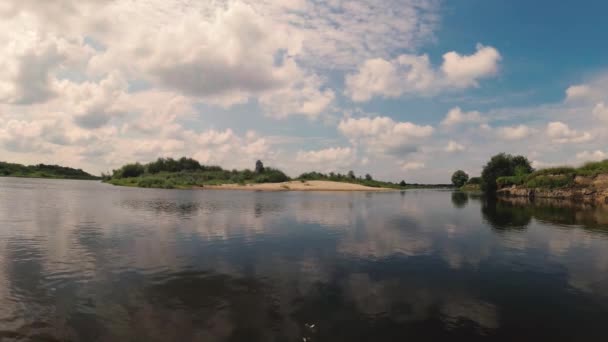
[1,1,608,183]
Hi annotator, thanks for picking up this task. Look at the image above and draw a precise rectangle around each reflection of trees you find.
[451,192,469,209]
[121,199,201,216]
[481,198,532,231]
[496,197,608,233]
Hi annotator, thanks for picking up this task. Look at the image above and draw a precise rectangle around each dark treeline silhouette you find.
[0,161,98,180]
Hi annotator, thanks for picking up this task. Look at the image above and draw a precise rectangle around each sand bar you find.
[202,180,396,191]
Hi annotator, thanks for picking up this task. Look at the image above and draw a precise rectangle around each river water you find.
[1,178,607,341]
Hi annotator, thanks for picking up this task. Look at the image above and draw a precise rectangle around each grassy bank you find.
[497,160,608,189]
[296,171,451,190]
[105,157,453,190]
[0,161,99,180]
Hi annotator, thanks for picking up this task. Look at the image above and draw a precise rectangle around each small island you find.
[103,157,452,191]
[0,161,99,180]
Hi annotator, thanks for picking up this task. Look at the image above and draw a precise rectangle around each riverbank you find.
[497,174,608,205]
[0,161,99,180]
[201,180,397,191]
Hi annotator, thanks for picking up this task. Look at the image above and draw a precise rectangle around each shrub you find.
[115,163,145,178]
[451,170,469,188]
[481,153,533,193]
[467,177,481,185]
[525,174,574,189]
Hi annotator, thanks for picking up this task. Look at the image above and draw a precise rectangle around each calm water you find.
[1,178,608,341]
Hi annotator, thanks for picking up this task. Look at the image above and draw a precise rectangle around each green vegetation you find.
[106,157,453,190]
[494,159,608,190]
[296,171,451,189]
[0,161,98,180]
[577,159,608,177]
[451,170,469,188]
[105,157,289,189]
[481,153,534,193]
[470,151,608,192]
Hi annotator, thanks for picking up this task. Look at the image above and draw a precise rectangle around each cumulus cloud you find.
[338,116,434,155]
[0,119,51,152]
[445,141,465,153]
[546,121,592,143]
[564,74,608,103]
[593,102,608,121]
[58,73,128,129]
[345,44,501,101]
[296,147,356,170]
[576,150,607,161]
[497,125,535,140]
[441,107,484,126]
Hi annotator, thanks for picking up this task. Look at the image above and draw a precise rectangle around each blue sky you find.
[1,0,607,182]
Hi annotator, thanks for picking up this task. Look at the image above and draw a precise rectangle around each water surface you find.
[1,178,608,341]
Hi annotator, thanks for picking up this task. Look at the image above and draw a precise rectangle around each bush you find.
[467,177,481,185]
[481,153,533,193]
[525,174,574,189]
[451,170,469,187]
[115,163,145,178]
[496,175,525,188]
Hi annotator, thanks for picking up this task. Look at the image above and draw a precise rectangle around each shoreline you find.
[497,174,608,205]
[200,180,398,192]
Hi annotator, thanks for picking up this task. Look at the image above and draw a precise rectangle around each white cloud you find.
[0,119,51,152]
[258,72,335,119]
[441,43,501,88]
[441,107,484,126]
[564,74,608,103]
[400,161,425,171]
[445,141,465,153]
[497,125,535,140]
[345,44,501,102]
[296,147,356,169]
[576,150,607,161]
[261,0,440,68]
[546,121,592,143]
[565,84,594,102]
[338,116,433,155]
[58,73,129,129]
[593,102,608,121]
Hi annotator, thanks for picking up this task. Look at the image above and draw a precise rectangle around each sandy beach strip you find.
[201,180,396,191]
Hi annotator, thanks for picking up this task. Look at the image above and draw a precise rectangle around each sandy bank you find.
[202,180,396,191]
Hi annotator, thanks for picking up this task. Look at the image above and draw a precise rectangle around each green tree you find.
[348,170,355,179]
[451,170,469,188]
[255,160,265,174]
[467,177,481,185]
[116,163,145,178]
[365,173,372,181]
[481,153,533,193]
[399,180,407,187]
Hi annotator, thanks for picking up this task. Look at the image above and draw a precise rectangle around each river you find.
[1,178,607,341]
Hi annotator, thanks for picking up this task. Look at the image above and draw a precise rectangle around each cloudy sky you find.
[1,0,607,182]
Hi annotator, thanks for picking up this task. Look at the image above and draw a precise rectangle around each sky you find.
[1,0,608,183]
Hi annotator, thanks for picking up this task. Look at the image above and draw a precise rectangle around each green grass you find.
[460,183,481,192]
[577,160,608,177]
[497,160,608,189]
